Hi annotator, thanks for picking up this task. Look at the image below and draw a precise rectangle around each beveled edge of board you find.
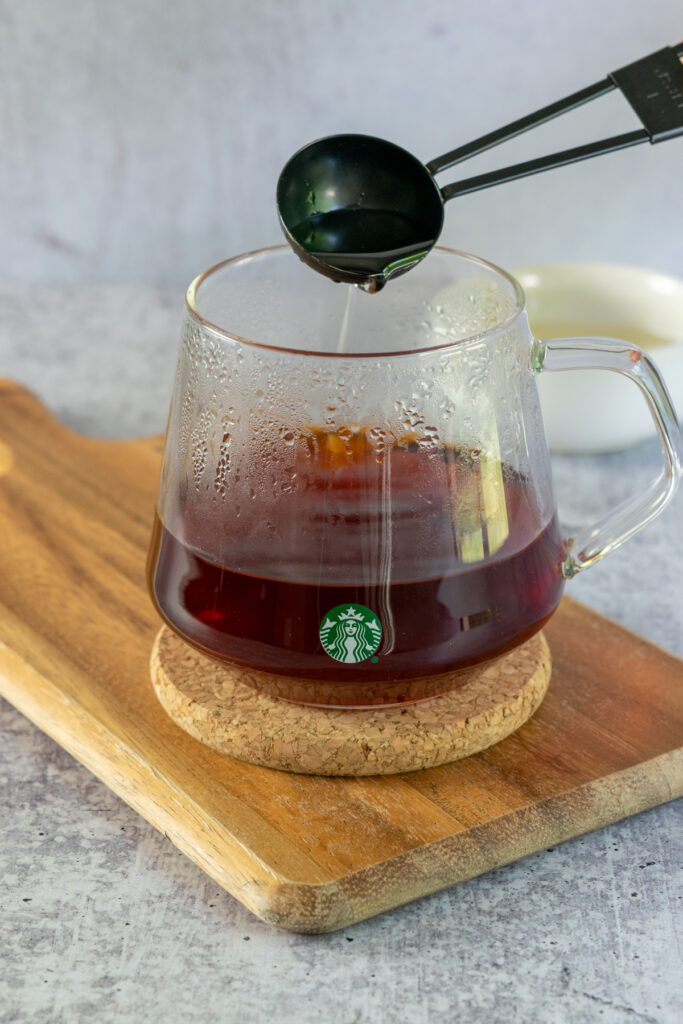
[2,636,682,933]
[253,749,683,933]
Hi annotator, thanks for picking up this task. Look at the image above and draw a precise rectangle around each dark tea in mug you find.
[148,427,565,706]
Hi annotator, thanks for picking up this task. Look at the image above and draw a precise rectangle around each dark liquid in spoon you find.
[292,208,437,285]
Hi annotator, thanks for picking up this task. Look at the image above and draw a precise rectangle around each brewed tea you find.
[148,429,565,705]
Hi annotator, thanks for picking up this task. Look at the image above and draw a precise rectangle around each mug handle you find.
[533,337,683,577]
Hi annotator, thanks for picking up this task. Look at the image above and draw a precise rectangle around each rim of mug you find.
[185,244,527,359]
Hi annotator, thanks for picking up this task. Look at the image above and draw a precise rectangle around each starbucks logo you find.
[320,604,382,664]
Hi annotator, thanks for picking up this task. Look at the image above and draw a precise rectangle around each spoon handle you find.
[433,42,683,202]
[440,129,648,201]
[427,79,615,176]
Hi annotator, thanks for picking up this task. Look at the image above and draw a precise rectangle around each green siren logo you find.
[320,604,382,664]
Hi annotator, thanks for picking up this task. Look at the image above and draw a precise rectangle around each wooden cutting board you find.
[0,378,681,933]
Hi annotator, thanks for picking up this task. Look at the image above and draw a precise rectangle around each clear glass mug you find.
[147,247,682,707]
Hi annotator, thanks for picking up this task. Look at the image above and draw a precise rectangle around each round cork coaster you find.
[150,628,551,776]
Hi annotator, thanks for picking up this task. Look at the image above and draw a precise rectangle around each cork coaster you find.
[150,628,552,776]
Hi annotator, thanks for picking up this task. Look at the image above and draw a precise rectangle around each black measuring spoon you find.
[277,44,683,291]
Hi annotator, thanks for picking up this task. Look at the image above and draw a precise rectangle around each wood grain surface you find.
[0,378,681,933]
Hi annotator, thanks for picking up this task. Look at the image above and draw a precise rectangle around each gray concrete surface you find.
[1,286,682,1023]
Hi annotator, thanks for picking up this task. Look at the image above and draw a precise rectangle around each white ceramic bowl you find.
[513,262,683,453]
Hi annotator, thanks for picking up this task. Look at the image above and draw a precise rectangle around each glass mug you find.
[147,247,682,707]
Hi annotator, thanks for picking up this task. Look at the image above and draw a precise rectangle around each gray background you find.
[2,0,682,287]
[1,2,682,1022]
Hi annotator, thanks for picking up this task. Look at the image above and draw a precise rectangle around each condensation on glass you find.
[147,247,682,707]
